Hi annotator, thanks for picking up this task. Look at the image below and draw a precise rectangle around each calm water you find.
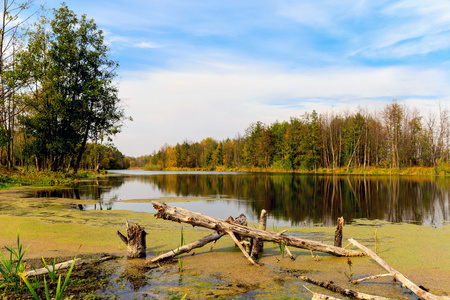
[31,170,450,227]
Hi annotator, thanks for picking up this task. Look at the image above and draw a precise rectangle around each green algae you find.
[0,187,449,299]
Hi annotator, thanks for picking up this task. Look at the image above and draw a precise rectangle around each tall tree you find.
[19,4,124,174]
[0,0,36,168]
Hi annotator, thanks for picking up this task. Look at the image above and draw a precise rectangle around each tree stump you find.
[334,217,344,247]
[117,221,147,258]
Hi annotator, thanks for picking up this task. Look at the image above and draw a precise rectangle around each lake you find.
[29,170,450,227]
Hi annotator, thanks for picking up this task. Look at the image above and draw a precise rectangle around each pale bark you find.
[250,209,267,260]
[297,275,394,300]
[152,201,365,257]
[151,214,248,263]
[348,238,450,300]
[26,258,81,277]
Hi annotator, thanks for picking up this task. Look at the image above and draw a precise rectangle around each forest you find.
[130,101,450,172]
[0,1,127,173]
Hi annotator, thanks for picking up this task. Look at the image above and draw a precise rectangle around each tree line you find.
[130,101,450,171]
[0,1,126,173]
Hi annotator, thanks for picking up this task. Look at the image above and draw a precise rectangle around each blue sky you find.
[41,0,450,156]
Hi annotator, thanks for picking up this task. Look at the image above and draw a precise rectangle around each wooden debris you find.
[152,201,365,257]
[296,275,394,300]
[250,209,267,260]
[303,285,344,300]
[348,238,450,300]
[26,258,81,277]
[150,214,248,263]
[334,217,344,247]
[352,273,392,284]
[117,221,147,258]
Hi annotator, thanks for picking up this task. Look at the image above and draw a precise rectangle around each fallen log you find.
[150,214,248,263]
[296,275,394,300]
[303,285,344,300]
[152,201,365,257]
[26,258,81,277]
[348,238,450,300]
[117,221,147,258]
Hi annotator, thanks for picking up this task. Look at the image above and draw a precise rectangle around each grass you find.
[0,231,76,300]
[141,164,450,176]
[0,168,101,190]
[0,231,29,294]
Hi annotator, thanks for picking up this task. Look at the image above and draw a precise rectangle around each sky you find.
[41,0,450,157]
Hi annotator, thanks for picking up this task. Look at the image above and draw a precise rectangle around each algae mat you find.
[0,188,449,299]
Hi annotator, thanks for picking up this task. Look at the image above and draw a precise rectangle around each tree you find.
[0,0,36,168]
[19,4,124,174]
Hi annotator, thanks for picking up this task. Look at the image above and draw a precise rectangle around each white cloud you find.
[115,60,450,156]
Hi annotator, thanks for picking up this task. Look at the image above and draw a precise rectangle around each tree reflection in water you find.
[30,172,449,226]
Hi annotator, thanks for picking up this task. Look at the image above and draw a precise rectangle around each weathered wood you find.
[297,275,394,300]
[117,221,147,258]
[250,209,267,260]
[334,216,344,247]
[348,238,450,300]
[26,259,81,277]
[152,201,365,257]
[303,285,344,300]
[226,230,259,266]
[150,214,248,263]
[352,273,392,284]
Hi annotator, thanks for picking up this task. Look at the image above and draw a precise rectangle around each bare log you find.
[251,209,267,260]
[334,217,344,247]
[26,259,81,277]
[151,214,248,263]
[152,201,365,257]
[304,285,344,300]
[117,221,147,258]
[348,238,450,300]
[297,275,394,300]
[226,230,259,266]
[352,273,392,284]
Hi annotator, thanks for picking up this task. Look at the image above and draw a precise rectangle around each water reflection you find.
[29,171,450,226]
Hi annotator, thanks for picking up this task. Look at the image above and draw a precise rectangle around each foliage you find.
[2,3,125,174]
[135,101,450,173]
[0,168,75,189]
[0,231,29,293]
[20,257,76,300]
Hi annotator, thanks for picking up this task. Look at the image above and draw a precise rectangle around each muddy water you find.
[1,172,450,299]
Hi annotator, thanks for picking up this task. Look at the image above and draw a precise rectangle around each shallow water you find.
[27,170,450,227]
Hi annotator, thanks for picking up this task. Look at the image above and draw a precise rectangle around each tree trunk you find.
[117,221,147,258]
[151,214,248,263]
[251,209,267,259]
[152,201,364,257]
[334,217,344,247]
[348,238,450,300]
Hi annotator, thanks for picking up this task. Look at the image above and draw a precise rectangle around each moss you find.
[0,188,449,298]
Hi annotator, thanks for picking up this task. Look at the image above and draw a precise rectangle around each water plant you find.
[42,257,60,283]
[343,257,353,282]
[373,228,379,254]
[0,231,29,293]
[20,257,76,300]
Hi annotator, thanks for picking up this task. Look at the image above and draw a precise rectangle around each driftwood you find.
[349,238,450,300]
[26,258,81,277]
[296,275,394,300]
[334,217,344,247]
[152,201,365,257]
[250,209,267,260]
[304,285,344,300]
[151,214,248,263]
[117,221,147,258]
[352,273,392,284]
